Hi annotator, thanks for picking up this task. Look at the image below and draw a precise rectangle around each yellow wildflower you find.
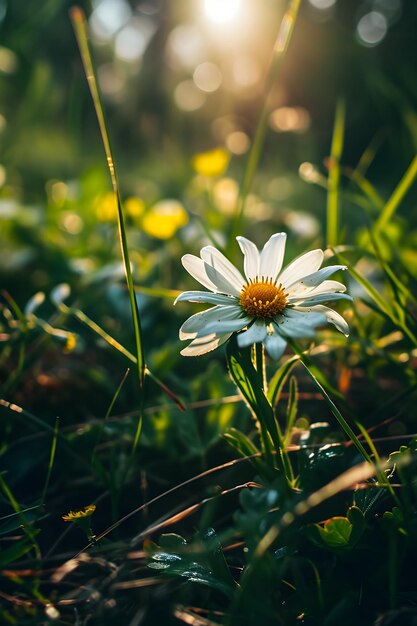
[192,148,229,177]
[142,200,188,240]
[62,504,96,522]
[124,196,145,219]
[95,192,117,222]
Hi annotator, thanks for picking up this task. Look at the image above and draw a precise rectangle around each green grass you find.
[1,1,417,625]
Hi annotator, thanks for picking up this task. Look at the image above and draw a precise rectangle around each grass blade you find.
[298,358,372,465]
[373,155,417,235]
[40,416,59,507]
[327,98,345,247]
[70,7,145,388]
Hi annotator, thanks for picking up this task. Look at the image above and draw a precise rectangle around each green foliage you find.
[2,0,417,624]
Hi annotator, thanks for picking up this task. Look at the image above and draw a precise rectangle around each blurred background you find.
[1,0,416,209]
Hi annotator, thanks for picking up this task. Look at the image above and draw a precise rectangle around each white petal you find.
[295,293,353,306]
[201,316,251,336]
[279,249,324,288]
[285,265,346,295]
[287,280,347,303]
[201,246,245,296]
[264,332,287,360]
[174,291,237,305]
[237,320,267,348]
[181,333,231,357]
[182,254,217,291]
[274,308,326,338]
[309,305,350,336]
[236,236,260,281]
[180,305,242,339]
[259,233,287,283]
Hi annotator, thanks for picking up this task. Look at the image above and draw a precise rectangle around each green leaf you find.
[147,530,236,597]
[0,537,35,567]
[226,336,286,476]
[224,428,260,458]
[201,528,237,592]
[310,517,352,548]
[307,507,365,550]
[224,428,268,479]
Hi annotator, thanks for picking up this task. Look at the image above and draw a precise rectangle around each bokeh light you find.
[308,0,337,9]
[356,11,388,47]
[115,17,155,63]
[269,107,311,133]
[232,56,262,90]
[225,131,250,155]
[203,0,241,24]
[90,0,132,41]
[213,177,239,215]
[174,80,206,112]
[166,25,207,70]
[0,46,18,74]
[193,62,223,93]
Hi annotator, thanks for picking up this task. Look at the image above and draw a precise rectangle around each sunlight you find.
[203,0,241,24]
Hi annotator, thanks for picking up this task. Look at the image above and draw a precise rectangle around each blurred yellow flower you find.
[142,200,188,239]
[62,504,96,522]
[192,148,229,177]
[64,332,77,354]
[125,196,145,219]
[95,192,117,222]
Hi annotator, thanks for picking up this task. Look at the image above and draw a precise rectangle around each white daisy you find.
[175,233,351,359]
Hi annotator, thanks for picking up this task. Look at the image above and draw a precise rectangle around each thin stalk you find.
[40,417,59,507]
[355,420,400,506]
[288,340,372,465]
[228,0,302,252]
[92,368,131,465]
[0,474,41,560]
[70,7,145,389]
[374,155,417,234]
[255,343,294,484]
[327,98,345,247]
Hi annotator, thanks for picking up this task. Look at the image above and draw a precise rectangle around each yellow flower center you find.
[239,279,287,318]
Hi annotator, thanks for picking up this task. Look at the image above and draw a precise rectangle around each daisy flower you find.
[175,233,351,359]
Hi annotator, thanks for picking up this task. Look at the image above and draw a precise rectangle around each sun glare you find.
[204,0,241,24]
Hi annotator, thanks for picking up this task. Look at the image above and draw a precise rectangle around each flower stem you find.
[254,343,294,485]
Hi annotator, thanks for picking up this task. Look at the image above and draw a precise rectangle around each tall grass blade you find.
[40,416,59,507]
[92,368,131,465]
[374,155,417,235]
[336,251,417,345]
[327,98,345,247]
[70,7,145,388]
[354,419,399,504]
[0,474,41,560]
[298,359,372,465]
[284,376,298,446]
